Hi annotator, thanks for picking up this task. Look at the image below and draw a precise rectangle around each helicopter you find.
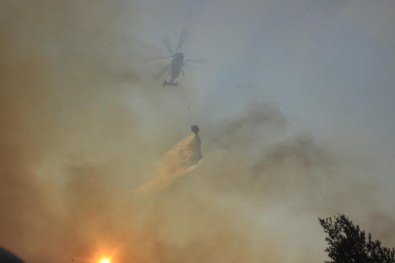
[154,30,205,87]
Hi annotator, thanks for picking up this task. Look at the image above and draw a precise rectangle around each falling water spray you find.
[136,131,203,194]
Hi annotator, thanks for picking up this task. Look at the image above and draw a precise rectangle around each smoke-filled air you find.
[1,1,395,263]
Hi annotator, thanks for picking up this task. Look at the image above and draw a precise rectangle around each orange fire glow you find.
[99,257,111,263]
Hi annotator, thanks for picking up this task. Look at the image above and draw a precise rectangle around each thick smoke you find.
[0,1,391,263]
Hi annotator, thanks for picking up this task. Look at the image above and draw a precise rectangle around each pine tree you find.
[319,214,395,263]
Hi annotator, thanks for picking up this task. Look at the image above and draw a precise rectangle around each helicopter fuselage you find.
[169,52,184,83]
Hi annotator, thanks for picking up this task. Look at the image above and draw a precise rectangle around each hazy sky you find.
[136,0,395,201]
[1,1,395,263]
[136,0,395,145]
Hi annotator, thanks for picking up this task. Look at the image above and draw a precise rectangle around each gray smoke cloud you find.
[0,1,393,263]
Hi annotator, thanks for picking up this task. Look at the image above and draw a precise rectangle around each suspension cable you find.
[179,82,193,126]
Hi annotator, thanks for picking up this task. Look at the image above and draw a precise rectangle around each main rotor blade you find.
[144,56,172,64]
[149,56,172,60]
[184,58,207,64]
[160,35,173,55]
[183,62,195,72]
[175,29,189,53]
[153,64,170,79]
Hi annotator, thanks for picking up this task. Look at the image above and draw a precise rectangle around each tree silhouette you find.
[319,214,395,263]
[0,247,24,263]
